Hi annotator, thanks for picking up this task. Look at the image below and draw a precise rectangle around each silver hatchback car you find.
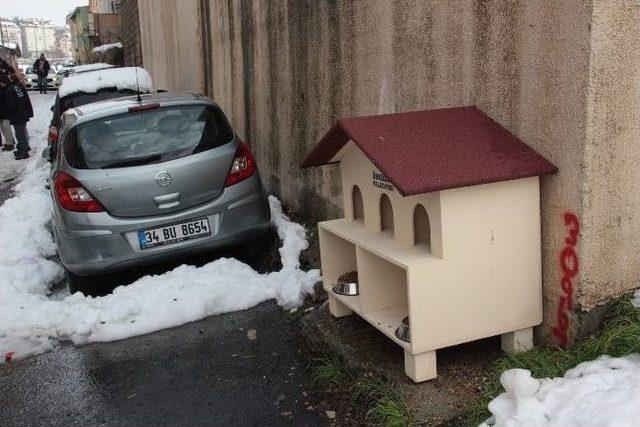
[49,93,271,293]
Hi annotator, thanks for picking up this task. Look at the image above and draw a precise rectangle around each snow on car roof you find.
[92,42,123,53]
[58,67,154,98]
[67,63,114,74]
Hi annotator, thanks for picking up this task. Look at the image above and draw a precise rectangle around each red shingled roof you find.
[301,106,557,195]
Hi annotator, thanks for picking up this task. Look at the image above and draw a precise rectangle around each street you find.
[0,299,322,426]
[0,93,326,426]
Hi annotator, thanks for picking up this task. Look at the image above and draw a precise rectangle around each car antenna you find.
[135,66,142,102]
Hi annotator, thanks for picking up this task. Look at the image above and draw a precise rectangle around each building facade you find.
[136,0,640,347]
[67,6,95,64]
[68,1,123,64]
[90,0,122,45]
[90,0,122,14]
[20,20,56,57]
[1,21,23,52]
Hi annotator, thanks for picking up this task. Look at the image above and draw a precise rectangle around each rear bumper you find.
[53,174,271,276]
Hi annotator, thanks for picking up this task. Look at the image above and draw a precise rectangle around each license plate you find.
[138,218,211,249]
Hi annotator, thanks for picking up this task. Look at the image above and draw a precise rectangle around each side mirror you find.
[50,105,54,112]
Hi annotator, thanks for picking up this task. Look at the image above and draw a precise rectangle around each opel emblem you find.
[155,171,172,187]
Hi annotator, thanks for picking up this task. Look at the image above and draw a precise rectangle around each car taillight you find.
[224,140,256,187]
[53,171,104,212]
[48,125,58,144]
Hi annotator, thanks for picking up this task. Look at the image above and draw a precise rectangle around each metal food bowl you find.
[332,280,359,296]
[395,316,411,342]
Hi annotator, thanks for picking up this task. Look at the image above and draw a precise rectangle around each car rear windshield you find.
[63,104,234,169]
[53,89,138,126]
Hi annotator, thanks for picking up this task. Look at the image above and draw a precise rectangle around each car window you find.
[64,105,234,169]
[60,89,137,115]
[52,89,138,126]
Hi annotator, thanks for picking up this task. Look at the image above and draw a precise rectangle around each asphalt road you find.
[1,299,323,426]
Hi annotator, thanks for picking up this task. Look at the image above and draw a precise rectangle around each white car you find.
[57,63,114,79]
[24,66,61,91]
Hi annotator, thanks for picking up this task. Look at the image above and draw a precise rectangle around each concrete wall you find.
[137,0,640,345]
[579,3,640,311]
[138,0,205,93]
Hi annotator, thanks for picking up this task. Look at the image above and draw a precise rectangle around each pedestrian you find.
[0,73,34,160]
[0,69,16,152]
[32,53,50,94]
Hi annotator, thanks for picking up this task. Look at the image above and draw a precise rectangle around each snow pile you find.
[0,193,320,360]
[67,63,114,74]
[58,66,153,97]
[0,94,320,362]
[92,42,123,53]
[482,354,640,426]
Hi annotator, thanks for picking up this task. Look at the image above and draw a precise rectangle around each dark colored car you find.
[47,67,154,157]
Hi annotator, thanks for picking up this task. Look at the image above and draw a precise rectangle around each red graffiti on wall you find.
[552,212,580,347]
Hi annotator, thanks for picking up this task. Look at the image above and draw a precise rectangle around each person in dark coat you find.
[32,53,50,94]
[0,74,16,151]
[0,67,17,151]
[0,73,34,159]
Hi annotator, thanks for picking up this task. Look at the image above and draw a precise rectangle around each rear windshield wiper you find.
[101,154,161,169]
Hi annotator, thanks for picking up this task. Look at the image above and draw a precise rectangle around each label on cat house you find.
[372,171,395,191]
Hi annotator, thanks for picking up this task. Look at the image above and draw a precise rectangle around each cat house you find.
[301,106,558,382]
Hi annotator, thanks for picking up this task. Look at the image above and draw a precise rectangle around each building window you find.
[380,194,394,236]
[352,185,364,223]
[413,204,431,250]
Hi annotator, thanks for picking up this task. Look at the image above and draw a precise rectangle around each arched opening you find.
[380,194,394,236]
[352,185,364,223]
[413,204,431,250]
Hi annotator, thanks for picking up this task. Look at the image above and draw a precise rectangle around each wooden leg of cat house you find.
[404,350,437,382]
[501,327,534,353]
[328,295,353,318]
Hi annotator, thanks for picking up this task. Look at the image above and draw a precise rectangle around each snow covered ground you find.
[482,291,640,427]
[0,93,320,363]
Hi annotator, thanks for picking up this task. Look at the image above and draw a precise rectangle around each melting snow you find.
[66,63,114,74]
[58,66,153,98]
[0,94,320,363]
[482,354,640,427]
[92,42,123,53]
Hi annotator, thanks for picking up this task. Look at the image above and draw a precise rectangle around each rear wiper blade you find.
[101,154,161,169]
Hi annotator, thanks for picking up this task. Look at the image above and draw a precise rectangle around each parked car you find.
[47,66,153,158]
[47,92,271,294]
[24,66,61,91]
[57,62,114,79]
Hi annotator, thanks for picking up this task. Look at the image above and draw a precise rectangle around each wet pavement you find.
[0,299,324,426]
[0,178,14,204]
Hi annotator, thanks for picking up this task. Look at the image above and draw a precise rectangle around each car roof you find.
[67,92,211,122]
[67,63,114,74]
[58,66,153,98]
